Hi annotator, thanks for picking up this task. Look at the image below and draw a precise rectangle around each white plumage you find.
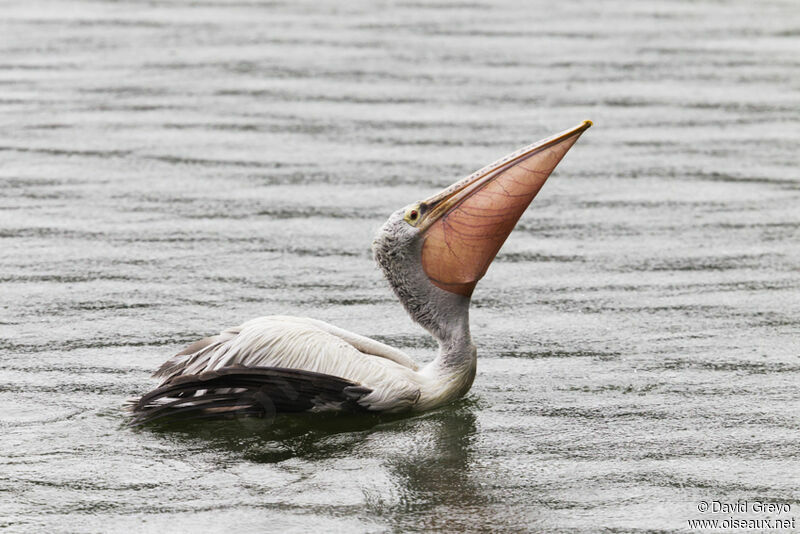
[154,316,425,412]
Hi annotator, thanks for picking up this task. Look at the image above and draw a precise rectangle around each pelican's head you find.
[373,121,591,340]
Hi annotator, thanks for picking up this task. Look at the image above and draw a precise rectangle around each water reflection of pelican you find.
[131,122,591,424]
[374,405,485,529]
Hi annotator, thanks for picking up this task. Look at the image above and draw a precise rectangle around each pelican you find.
[130,121,592,424]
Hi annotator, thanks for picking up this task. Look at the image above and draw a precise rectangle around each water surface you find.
[1,0,799,532]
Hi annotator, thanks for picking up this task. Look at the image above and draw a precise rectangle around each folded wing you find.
[130,366,373,426]
[133,316,422,423]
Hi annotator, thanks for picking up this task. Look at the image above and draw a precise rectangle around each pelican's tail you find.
[128,366,372,426]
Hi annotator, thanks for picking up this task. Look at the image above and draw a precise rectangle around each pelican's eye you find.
[404,205,422,226]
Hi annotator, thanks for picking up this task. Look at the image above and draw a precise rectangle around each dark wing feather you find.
[129,366,372,426]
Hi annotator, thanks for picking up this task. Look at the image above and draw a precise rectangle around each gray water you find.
[1,0,799,532]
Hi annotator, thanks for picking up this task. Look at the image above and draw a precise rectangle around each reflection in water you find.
[373,402,491,532]
[138,408,403,463]
[137,400,487,530]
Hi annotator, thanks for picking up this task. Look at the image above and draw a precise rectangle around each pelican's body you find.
[151,314,473,413]
[131,121,591,424]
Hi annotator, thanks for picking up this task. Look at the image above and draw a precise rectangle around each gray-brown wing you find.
[129,366,372,426]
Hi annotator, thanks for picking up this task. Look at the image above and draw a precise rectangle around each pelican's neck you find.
[418,293,477,409]
[424,293,475,371]
[373,224,478,402]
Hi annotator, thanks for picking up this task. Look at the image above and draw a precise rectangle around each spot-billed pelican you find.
[131,121,591,424]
